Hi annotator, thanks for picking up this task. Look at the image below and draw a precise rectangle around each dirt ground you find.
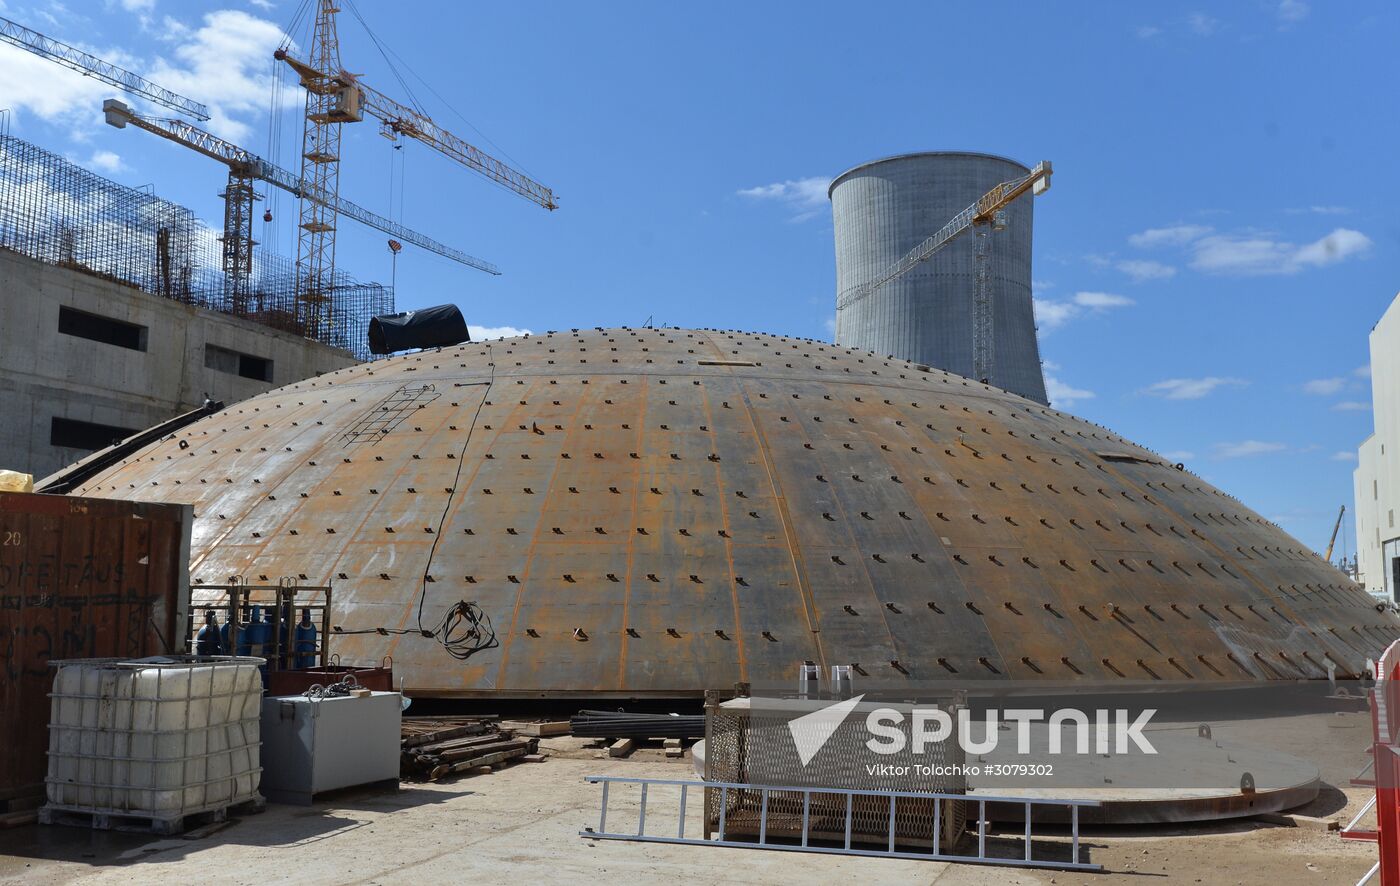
[0,710,1382,885]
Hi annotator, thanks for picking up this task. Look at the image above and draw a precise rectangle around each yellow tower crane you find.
[838,161,1051,385]
[272,1,556,337]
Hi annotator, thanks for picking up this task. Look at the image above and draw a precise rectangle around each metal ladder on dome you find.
[341,383,440,445]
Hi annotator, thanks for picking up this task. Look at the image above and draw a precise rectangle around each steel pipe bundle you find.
[570,710,705,741]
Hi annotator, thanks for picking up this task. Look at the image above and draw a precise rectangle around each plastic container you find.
[44,656,263,820]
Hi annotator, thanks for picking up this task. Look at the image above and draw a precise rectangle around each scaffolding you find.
[0,134,391,361]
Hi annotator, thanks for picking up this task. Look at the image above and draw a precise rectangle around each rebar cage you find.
[0,134,392,360]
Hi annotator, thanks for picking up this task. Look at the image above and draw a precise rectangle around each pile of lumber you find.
[401,716,540,781]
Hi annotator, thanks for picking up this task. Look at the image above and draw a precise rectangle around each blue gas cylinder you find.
[195,610,223,656]
[228,610,249,656]
[278,602,295,667]
[245,605,268,658]
[294,608,318,669]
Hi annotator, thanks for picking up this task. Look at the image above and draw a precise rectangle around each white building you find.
[1355,292,1400,600]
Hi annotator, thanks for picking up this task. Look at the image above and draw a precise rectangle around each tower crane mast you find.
[0,15,209,120]
[272,0,555,323]
[104,99,498,319]
[838,161,1051,385]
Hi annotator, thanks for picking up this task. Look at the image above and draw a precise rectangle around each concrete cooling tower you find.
[830,152,1048,404]
[53,329,1396,698]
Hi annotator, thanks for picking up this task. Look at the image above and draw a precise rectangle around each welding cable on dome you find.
[330,345,498,662]
[329,599,498,661]
[430,600,499,661]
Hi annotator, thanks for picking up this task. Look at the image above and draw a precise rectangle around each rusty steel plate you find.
[63,328,1399,698]
[0,491,188,801]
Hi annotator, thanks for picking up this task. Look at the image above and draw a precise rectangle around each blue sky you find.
[0,0,1395,555]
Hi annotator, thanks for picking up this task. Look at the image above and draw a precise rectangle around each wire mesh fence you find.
[704,697,968,851]
[0,133,391,361]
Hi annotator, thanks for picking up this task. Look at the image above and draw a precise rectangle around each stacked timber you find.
[401,716,539,781]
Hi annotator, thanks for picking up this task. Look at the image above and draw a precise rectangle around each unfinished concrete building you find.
[0,134,386,478]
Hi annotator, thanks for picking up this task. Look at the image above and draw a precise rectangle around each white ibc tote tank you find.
[45,656,263,819]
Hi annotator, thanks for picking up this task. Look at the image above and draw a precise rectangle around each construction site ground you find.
[0,707,1380,886]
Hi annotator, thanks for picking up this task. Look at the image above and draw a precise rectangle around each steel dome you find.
[64,328,1397,697]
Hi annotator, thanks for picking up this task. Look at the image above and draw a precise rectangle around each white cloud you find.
[1286,205,1351,215]
[1034,292,1132,331]
[823,314,836,337]
[84,149,126,173]
[0,41,114,126]
[469,325,531,341]
[1143,377,1247,400]
[248,0,276,9]
[1302,377,1346,395]
[1033,298,1078,331]
[1293,228,1372,268]
[1332,451,1358,462]
[1045,375,1095,407]
[1188,234,1291,274]
[146,10,286,142]
[1188,12,1220,36]
[0,9,282,143]
[112,0,158,32]
[1032,279,1054,294]
[737,176,832,222]
[1277,0,1308,24]
[1072,291,1134,309]
[1128,225,1213,248]
[1163,450,1196,462]
[1355,364,1372,379]
[1333,401,1371,412]
[1135,25,1162,39]
[156,15,192,42]
[1189,228,1372,276]
[1214,440,1285,459]
[1117,259,1176,281]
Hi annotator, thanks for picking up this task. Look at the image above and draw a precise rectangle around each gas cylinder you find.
[228,608,249,656]
[294,608,318,669]
[195,610,223,656]
[245,605,268,658]
[278,602,295,668]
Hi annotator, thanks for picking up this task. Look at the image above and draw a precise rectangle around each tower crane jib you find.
[104,99,500,316]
